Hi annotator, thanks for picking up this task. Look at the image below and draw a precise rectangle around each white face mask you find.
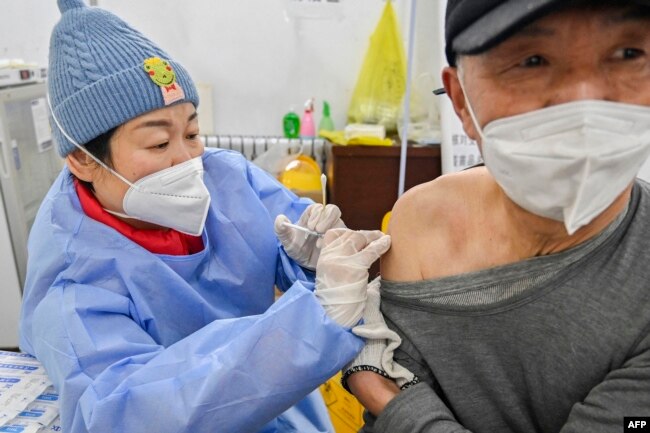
[49,97,211,236]
[458,82,650,234]
[104,157,211,236]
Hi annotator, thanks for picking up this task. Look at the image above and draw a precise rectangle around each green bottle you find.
[283,109,301,139]
[318,101,335,136]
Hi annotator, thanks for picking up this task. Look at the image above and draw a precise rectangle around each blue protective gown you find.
[19,147,364,433]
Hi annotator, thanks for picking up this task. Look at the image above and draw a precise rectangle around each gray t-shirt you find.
[362,180,650,433]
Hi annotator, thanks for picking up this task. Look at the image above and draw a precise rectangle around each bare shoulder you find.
[381,166,497,281]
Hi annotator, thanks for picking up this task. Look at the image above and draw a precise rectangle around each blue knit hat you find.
[49,0,199,157]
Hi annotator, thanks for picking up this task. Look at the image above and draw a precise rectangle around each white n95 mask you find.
[460,91,650,234]
[107,156,211,236]
[48,96,211,236]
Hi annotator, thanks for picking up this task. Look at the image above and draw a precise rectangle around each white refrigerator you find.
[0,82,63,348]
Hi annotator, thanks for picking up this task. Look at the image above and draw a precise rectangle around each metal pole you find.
[398,0,417,197]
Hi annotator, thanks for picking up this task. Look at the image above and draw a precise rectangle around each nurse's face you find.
[73,102,204,230]
[442,5,650,144]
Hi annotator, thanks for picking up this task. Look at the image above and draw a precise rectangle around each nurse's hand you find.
[274,203,346,270]
[314,228,391,328]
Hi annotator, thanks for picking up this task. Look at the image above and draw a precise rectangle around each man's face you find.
[444,5,650,143]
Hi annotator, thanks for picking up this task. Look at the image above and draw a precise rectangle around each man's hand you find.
[347,371,400,416]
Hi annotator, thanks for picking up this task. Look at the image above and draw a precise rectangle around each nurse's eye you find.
[519,55,547,68]
[151,142,169,150]
[615,47,645,60]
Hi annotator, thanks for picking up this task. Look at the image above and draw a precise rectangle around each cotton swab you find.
[321,174,327,207]
[283,222,323,238]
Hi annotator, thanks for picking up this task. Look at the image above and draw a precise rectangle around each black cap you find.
[445,0,650,66]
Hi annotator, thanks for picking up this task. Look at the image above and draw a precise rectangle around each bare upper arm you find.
[380,187,425,281]
[380,167,496,282]
[380,177,455,281]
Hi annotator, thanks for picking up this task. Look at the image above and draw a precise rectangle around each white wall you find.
[98,0,442,136]
[0,0,60,67]
[639,159,650,183]
[1,0,444,137]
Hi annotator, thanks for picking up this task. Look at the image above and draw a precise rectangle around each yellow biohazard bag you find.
[347,1,407,133]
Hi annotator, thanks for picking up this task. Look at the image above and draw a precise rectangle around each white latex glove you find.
[341,277,419,390]
[314,228,391,328]
[274,203,346,270]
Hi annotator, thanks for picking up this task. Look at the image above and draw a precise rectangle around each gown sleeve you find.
[30,279,364,433]
[244,158,318,292]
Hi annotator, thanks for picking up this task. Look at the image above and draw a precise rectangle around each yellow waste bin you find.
[320,371,365,433]
[279,155,324,203]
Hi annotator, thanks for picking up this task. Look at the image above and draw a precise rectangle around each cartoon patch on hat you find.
[143,57,185,106]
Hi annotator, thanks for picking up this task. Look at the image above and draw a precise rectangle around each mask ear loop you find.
[46,94,139,191]
[456,68,487,143]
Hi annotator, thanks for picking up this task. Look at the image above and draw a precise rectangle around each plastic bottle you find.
[283,108,301,139]
[300,98,316,139]
[318,101,335,136]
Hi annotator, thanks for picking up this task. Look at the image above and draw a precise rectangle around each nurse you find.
[19,1,389,432]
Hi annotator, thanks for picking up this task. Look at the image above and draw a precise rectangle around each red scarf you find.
[74,179,204,255]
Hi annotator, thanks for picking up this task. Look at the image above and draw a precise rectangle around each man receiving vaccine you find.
[343,1,650,432]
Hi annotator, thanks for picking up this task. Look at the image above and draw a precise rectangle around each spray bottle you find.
[300,98,316,139]
[318,100,335,136]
